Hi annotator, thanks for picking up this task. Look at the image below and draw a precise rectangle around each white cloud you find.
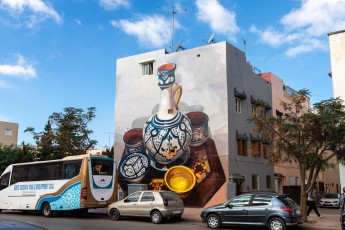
[110,15,173,48]
[0,0,62,28]
[195,0,239,41]
[0,54,37,80]
[99,0,130,10]
[251,0,345,56]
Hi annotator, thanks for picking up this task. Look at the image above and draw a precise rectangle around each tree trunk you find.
[300,192,308,222]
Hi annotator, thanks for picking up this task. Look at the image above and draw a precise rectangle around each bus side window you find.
[63,160,82,179]
[0,172,10,191]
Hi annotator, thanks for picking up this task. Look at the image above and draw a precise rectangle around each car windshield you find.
[324,194,338,199]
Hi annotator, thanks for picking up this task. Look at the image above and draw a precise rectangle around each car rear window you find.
[278,196,297,206]
[160,191,180,201]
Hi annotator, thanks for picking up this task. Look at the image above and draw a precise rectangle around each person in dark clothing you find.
[340,187,345,229]
[307,187,321,218]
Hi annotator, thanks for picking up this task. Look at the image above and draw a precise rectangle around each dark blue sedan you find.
[200,193,302,230]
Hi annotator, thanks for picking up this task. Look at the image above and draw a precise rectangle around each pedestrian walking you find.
[340,187,345,229]
[307,186,321,218]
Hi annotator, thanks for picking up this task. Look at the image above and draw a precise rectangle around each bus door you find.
[88,157,115,203]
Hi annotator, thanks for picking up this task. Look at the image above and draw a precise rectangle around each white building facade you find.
[328,30,345,190]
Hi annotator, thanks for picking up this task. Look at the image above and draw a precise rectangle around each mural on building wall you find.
[117,63,226,207]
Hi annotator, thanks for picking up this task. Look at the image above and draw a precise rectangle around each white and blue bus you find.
[0,155,117,217]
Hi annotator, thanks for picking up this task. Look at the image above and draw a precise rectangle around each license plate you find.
[173,210,181,214]
[98,201,106,205]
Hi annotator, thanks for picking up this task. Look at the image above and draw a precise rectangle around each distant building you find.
[0,121,18,146]
[114,41,274,207]
[260,72,310,194]
[328,30,345,190]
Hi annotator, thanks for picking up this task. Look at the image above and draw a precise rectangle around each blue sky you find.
[0,0,344,148]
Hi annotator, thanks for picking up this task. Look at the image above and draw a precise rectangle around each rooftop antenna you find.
[242,38,247,56]
[175,40,186,52]
[169,2,187,52]
[208,34,216,44]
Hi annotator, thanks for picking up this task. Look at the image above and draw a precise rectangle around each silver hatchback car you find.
[107,190,184,224]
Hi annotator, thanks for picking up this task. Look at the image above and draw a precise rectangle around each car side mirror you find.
[227,204,233,209]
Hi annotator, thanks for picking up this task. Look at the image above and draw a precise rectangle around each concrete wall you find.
[328,30,345,190]
[0,121,18,146]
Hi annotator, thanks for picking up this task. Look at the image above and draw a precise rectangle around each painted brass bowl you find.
[164,165,196,194]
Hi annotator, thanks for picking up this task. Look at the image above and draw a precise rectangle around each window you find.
[289,176,297,186]
[91,159,113,176]
[252,105,257,117]
[237,139,248,156]
[125,192,141,202]
[263,144,269,158]
[0,172,10,190]
[252,174,258,190]
[142,62,153,75]
[266,175,272,189]
[251,141,261,157]
[160,191,181,201]
[4,128,12,136]
[229,194,251,207]
[140,192,155,202]
[62,160,82,179]
[235,98,242,113]
[252,195,272,206]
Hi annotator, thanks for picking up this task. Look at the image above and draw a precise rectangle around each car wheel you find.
[109,208,120,221]
[206,214,221,229]
[151,211,162,224]
[268,217,286,230]
[42,203,53,217]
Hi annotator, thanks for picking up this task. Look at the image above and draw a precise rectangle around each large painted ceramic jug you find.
[144,63,192,169]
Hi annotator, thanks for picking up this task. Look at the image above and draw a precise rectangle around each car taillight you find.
[280,206,293,213]
[163,199,168,206]
[81,187,87,200]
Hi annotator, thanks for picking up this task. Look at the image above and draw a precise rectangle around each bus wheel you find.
[109,208,120,221]
[42,203,53,217]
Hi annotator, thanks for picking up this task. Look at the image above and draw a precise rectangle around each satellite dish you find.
[208,34,216,44]
[175,41,186,52]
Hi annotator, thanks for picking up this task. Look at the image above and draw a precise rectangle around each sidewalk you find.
[182,208,342,230]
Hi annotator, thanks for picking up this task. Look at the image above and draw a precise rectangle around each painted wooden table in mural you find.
[117,138,226,207]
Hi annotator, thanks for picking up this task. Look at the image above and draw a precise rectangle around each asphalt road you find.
[0,207,340,230]
[0,211,206,230]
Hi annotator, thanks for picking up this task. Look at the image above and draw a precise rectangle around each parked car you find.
[319,193,340,208]
[107,190,184,224]
[200,193,302,230]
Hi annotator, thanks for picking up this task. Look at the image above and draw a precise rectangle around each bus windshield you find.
[91,158,113,176]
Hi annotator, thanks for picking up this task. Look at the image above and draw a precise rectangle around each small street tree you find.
[25,107,98,160]
[0,142,38,174]
[251,93,345,222]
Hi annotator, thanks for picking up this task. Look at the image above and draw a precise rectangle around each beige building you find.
[260,72,340,195]
[260,72,310,194]
[0,121,19,146]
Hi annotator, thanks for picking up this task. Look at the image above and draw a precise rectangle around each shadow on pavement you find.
[0,219,46,230]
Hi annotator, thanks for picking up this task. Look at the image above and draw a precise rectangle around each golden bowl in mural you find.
[164,166,196,194]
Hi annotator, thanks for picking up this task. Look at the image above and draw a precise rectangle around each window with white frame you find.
[142,62,153,75]
[4,129,12,136]
[235,98,242,113]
